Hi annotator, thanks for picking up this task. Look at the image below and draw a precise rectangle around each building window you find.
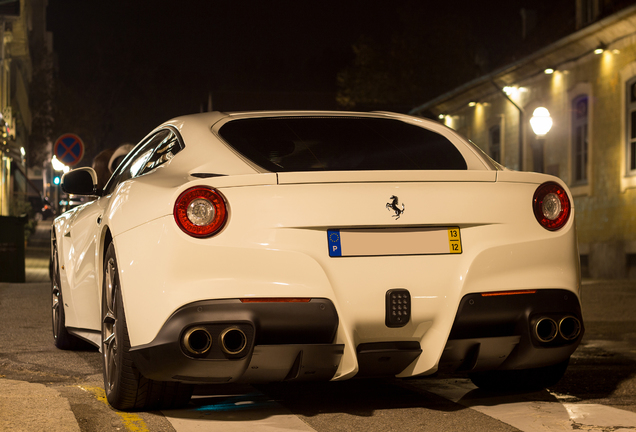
[577,0,601,28]
[489,124,501,163]
[581,0,594,24]
[627,79,636,175]
[572,95,588,183]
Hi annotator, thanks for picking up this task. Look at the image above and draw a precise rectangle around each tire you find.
[101,242,193,411]
[51,236,83,350]
[469,358,570,392]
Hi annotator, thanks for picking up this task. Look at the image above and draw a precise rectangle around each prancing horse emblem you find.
[386,195,405,220]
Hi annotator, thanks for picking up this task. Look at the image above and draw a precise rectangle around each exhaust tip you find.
[220,327,247,355]
[182,327,212,355]
[535,317,558,343]
[559,316,582,341]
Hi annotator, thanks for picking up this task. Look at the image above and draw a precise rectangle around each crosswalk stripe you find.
[420,378,636,431]
[162,379,636,431]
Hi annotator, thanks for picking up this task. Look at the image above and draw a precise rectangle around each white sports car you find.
[51,111,583,411]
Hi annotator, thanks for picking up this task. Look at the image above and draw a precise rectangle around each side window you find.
[489,124,501,163]
[627,79,636,175]
[103,129,182,194]
[137,130,182,176]
[572,95,589,184]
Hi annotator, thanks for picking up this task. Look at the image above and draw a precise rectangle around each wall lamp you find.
[530,107,553,137]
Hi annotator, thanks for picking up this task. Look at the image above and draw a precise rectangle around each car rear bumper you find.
[129,298,345,383]
[114,192,581,380]
[439,289,584,372]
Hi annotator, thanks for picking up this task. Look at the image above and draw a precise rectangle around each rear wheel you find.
[101,242,193,411]
[51,236,83,350]
[469,359,569,392]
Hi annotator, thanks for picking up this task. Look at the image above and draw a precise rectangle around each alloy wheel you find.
[102,258,118,394]
[51,284,61,338]
[51,246,62,339]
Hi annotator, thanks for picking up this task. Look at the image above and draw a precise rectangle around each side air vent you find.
[190,173,227,178]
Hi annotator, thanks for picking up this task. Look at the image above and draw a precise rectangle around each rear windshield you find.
[218,117,467,172]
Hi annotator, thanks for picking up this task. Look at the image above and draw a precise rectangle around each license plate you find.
[327,227,462,257]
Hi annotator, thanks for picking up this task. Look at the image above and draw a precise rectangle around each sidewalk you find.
[25,218,52,283]
[0,378,81,432]
[0,219,82,431]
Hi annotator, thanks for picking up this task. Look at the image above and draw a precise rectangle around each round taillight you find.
[174,187,227,238]
[532,182,571,231]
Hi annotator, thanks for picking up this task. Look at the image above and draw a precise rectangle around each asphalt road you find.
[1,279,636,431]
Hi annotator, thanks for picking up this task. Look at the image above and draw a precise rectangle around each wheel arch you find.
[101,227,113,263]
[98,226,114,302]
[49,226,56,281]
[50,220,67,293]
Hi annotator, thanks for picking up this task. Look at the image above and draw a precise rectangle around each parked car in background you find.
[50,111,584,411]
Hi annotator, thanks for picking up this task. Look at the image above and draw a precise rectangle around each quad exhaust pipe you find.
[182,327,213,355]
[182,326,248,357]
[558,316,582,341]
[535,317,558,342]
[534,316,581,343]
[220,327,247,355]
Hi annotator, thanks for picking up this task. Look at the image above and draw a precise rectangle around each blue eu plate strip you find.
[327,229,342,257]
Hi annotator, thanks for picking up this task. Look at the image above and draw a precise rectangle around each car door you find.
[64,129,183,331]
[61,197,109,330]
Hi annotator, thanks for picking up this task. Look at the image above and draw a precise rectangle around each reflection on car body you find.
[50,111,583,411]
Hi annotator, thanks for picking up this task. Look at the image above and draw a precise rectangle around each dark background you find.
[45,0,567,163]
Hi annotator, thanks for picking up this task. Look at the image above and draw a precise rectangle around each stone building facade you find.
[0,0,48,217]
[411,2,636,279]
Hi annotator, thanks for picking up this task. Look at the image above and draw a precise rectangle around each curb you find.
[0,378,80,431]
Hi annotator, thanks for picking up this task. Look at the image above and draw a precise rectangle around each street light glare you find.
[530,107,553,137]
[51,156,70,173]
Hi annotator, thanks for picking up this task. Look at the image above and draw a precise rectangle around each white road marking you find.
[163,393,316,432]
[161,380,636,431]
[421,377,636,431]
[564,404,636,429]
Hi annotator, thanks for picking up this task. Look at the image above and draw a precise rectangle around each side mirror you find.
[61,167,99,195]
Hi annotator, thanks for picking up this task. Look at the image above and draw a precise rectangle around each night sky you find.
[45,0,542,155]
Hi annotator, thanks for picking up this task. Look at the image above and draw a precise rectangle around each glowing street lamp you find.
[51,156,70,173]
[50,156,70,215]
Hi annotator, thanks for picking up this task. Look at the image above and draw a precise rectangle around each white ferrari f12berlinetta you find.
[51,111,583,411]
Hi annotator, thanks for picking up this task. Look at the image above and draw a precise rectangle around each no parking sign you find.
[54,133,84,166]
